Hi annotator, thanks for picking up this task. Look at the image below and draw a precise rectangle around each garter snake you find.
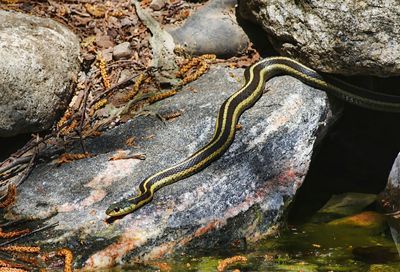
[106,56,400,217]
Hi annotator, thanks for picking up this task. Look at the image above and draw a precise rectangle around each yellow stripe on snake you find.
[106,56,400,217]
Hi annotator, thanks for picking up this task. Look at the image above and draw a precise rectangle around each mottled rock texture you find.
[169,0,249,57]
[379,153,400,253]
[0,11,80,137]
[238,0,400,76]
[380,153,400,213]
[6,67,331,268]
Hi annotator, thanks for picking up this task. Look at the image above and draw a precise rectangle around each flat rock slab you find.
[239,0,400,76]
[6,66,330,269]
[0,11,80,137]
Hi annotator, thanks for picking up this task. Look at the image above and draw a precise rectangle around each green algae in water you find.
[110,215,399,271]
[109,194,400,271]
[111,219,399,271]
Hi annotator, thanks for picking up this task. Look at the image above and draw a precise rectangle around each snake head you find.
[106,194,152,217]
[106,199,135,217]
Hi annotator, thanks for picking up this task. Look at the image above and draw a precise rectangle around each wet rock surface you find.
[379,152,400,250]
[0,11,80,137]
[169,0,249,57]
[238,0,400,76]
[380,153,400,213]
[6,66,331,268]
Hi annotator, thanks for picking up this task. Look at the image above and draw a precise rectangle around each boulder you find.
[238,0,400,76]
[169,0,249,57]
[5,66,331,268]
[380,153,400,209]
[0,11,80,137]
[379,152,400,252]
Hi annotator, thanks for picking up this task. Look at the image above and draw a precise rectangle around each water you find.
[101,194,400,271]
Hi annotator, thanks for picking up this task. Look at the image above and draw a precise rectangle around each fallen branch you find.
[0,222,59,248]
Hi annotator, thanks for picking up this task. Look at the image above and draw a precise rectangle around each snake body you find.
[106,56,400,217]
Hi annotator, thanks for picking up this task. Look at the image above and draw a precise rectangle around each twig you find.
[2,136,58,173]
[0,184,16,208]
[0,163,26,181]
[0,222,59,247]
[77,83,91,154]
[4,137,36,160]
[88,73,140,108]
[79,83,90,130]
[0,220,29,229]
[11,135,39,188]
[14,149,37,188]
[76,131,87,154]
[0,148,63,185]
[0,117,76,173]
[0,158,31,176]
[0,251,32,269]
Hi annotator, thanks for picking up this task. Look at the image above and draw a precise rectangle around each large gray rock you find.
[0,11,80,137]
[5,66,331,269]
[380,153,400,213]
[379,153,400,254]
[238,0,400,76]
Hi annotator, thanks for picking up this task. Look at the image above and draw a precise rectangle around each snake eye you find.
[113,207,120,213]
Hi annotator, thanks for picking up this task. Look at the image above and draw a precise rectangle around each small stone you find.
[112,42,132,60]
[120,17,137,27]
[95,35,114,49]
[101,48,113,62]
[150,0,166,11]
[118,69,133,83]
[327,211,387,232]
[318,193,377,216]
[353,246,398,264]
